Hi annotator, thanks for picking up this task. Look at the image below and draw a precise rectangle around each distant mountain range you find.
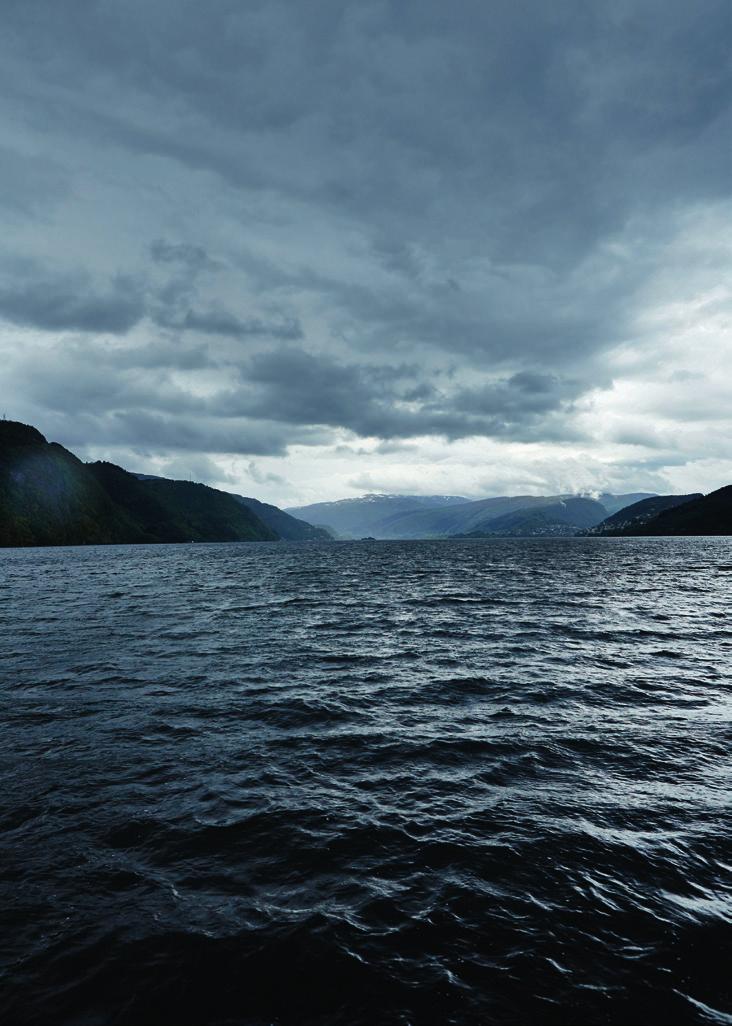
[285,494,468,538]
[0,421,328,547]
[289,491,655,539]
[463,497,610,537]
[290,488,732,538]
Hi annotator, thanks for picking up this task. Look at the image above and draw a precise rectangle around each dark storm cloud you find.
[90,410,303,458]
[146,240,304,342]
[455,373,580,419]
[4,338,328,457]
[182,309,303,341]
[150,240,217,272]
[7,1,730,249]
[0,261,145,335]
[0,0,730,460]
[239,348,584,443]
[62,410,316,459]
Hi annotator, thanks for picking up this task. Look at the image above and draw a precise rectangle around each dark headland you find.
[0,420,328,547]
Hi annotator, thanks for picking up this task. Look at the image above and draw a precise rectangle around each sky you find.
[1,0,731,507]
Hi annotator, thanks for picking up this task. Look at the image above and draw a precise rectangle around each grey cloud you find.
[0,145,70,218]
[247,461,287,487]
[237,348,586,443]
[145,241,304,343]
[0,263,145,334]
[243,348,378,429]
[182,308,302,341]
[77,410,298,458]
[0,0,730,486]
[33,400,331,460]
[455,372,582,419]
[609,424,672,449]
[4,339,331,457]
[107,340,212,372]
[156,454,237,485]
[7,1,731,260]
[150,239,217,272]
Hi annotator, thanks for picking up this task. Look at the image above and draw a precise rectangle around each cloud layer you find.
[1,1,731,503]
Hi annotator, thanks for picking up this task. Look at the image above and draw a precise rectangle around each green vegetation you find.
[584,494,703,536]
[289,492,655,539]
[232,495,331,541]
[0,420,278,547]
[615,487,732,536]
[0,423,142,546]
[465,498,609,537]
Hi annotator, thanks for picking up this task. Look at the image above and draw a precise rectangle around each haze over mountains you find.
[284,495,470,539]
[290,490,731,539]
[288,492,655,539]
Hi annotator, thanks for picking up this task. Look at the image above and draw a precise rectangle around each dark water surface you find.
[1,538,731,1025]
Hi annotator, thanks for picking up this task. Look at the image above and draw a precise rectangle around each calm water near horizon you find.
[1,537,731,1025]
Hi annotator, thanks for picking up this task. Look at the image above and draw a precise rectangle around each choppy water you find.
[1,538,731,1025]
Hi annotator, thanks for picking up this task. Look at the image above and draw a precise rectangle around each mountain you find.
[286,494,468,538]
[0,420,277,546]
[371,495,566,538]
[290,492,647,539]
[92,462,278,543]
[233,495,331,541]
[465,497,609,537]
[136,473,327,541]
[585,494,703,536]
[606,487,732,536]
[596,492,656,515]
[0,422,148,546]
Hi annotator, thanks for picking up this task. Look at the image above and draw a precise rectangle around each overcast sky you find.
[2,0,731,505]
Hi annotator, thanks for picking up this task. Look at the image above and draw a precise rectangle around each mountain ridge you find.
[289,491,657,538]
[584,494,704,536]
[464,497,610,537]
[598,487,732,536]
[0,421,280,546]
[285,494,469,538]
[136,474,330,541]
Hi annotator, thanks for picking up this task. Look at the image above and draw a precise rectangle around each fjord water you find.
[1,539,730,1026]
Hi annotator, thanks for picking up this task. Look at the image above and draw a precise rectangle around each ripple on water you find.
[1,536,731,1025]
